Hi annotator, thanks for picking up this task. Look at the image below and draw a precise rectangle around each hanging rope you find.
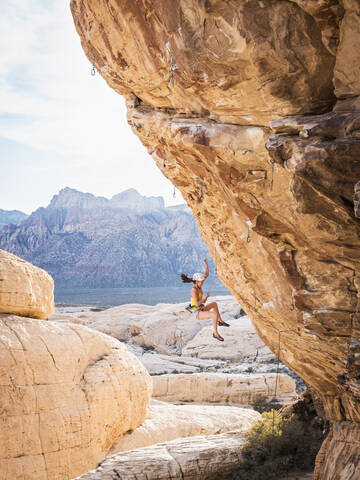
[207,246,217,296]
[91,55,96,76]
[271,327,298,429]
[163,152,166,168]
[269,159,275,191]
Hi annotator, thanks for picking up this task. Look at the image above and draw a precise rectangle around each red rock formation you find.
[70,1,360,478]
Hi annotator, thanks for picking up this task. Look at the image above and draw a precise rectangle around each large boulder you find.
[0,249,54,319]
[0,315,152,480]
[111,399,260,454]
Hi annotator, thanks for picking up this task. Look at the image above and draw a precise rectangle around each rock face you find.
[71,1,360,478]
[152,372,296,405]
[111,399,260,454]
[0,315,151,480]
[74,431,248,480]
[0,187,211,288]
[0,249,54,319]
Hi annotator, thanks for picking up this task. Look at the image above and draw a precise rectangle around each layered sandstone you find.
[0,249,54,319]
[152,372,296,404]
[0,315,151,480]
[71,1,360,478]
[111,399,260,454]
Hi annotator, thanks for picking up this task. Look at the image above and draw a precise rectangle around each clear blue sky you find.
[0,0,183,214]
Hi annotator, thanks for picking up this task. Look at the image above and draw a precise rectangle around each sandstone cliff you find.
[71,1,360,478]
[0,187,212,288]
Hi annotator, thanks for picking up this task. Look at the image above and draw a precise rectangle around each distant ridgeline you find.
[0,187,213,288]
[0,209,28,229]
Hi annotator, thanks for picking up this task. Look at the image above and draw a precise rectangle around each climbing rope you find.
[207,246,217,296]
[270,327,298,429]
[91,55,96,76]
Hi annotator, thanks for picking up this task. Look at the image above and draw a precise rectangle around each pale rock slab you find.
[74,431,248,480]
[50,296,241,355]
[182,316,275,362]
[0,315,152,480]
[111,399,260,454]
[152,372,296,405]
[0,249,54,319]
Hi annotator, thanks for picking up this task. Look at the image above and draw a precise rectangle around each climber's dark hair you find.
[181,273,195,284]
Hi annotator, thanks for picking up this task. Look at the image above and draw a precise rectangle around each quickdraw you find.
[91,55,96,76]
[269,159,275,191]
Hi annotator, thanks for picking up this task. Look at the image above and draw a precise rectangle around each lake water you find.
[55,284,231,307]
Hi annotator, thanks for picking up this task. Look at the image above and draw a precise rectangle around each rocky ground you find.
[51,295,305,394]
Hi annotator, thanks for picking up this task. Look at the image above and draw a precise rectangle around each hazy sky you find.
[0,0,183,214]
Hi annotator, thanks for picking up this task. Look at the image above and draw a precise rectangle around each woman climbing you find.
[181,258,230,341]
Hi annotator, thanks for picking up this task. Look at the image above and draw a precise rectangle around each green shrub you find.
[252,396,282,413]
[228,411,322,480]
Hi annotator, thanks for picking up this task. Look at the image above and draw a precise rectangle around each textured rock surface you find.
[111,399,260,454]
[0,187,211,288]
[50,296,243,354]
[0,315,151,480]
[183,316,274,361]
[74,431,247,480]
[152,372,296,405]
[51,298,277,375]
[71,1,360,478]
[0,250,54,319]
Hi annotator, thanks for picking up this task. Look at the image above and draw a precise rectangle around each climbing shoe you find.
[213,333,224,342]
[218,320,230,327]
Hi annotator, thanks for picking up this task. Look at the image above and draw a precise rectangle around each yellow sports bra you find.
[190,291,203,310]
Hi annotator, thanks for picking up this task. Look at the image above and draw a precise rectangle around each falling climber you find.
[181,258,230,342]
